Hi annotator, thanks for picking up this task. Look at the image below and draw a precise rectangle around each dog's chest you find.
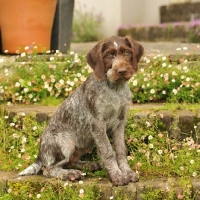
[102,90,128,113]
[96,84,131,129]
[83,76,132,130]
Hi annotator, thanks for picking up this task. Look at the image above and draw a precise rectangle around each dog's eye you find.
[124,50,131,56]
[106,52,114,58]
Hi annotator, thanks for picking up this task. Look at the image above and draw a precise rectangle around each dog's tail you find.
[19,160,42,176]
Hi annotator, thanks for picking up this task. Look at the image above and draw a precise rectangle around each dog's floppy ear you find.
[125,36,144,62]
[86,41,105,81]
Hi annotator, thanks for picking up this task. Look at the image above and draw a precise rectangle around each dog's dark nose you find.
[118,68,127,76]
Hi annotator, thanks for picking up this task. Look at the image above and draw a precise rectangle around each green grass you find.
[130,102,200,113]
[39,96,63,106]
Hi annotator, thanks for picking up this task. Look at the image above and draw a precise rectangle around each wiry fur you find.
[19,36,144,186]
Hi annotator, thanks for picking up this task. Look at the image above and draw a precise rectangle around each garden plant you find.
[72,4,103,42]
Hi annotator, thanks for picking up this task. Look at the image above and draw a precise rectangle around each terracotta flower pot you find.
[0,0,58,54]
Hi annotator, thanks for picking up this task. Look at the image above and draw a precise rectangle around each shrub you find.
[188,19,200,43]
[72,4,103,42]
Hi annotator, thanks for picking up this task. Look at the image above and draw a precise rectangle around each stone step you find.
[5,103,164,119]
[0,170,200,199]
[5,105,57,124]
[4,103,200,140]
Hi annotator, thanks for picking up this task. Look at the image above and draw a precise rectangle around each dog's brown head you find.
[86,36,144,82]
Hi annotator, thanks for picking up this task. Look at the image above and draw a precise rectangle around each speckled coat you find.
[19,36,144,186]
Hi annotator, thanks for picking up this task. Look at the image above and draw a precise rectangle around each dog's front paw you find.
[125,170,139,183]
[110,170,128,186]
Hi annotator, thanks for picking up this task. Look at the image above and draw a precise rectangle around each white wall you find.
[75,0,200,38]
[120,0,169,25]
[121,0,145,24]
[142,0,169,24]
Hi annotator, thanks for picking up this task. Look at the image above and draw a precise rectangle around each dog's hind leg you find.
[41,134,83,181]
[44,159,102,180]
[42,152,83,181]
[19,159,42,176]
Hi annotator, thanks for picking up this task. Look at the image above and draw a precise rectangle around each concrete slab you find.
[70,41,200,55]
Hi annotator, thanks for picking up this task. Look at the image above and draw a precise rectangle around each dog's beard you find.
[107,69,133,83]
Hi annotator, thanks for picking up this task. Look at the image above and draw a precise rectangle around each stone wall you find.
[160,2,200,23]
[118,22,190,42]
[118,20,200,42]
[134,109,200,142]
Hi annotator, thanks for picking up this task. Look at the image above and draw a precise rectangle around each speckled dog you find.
[19,36,144,186]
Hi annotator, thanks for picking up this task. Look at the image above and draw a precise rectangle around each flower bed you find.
[0,51,91,105]
[0,47,200,105]
[130,51,200,103]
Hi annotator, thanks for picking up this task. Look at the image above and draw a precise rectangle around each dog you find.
[19,36,144,186]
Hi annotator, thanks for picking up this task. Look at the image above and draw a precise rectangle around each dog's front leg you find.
[91,120,128,186]
[113,120,139,183]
